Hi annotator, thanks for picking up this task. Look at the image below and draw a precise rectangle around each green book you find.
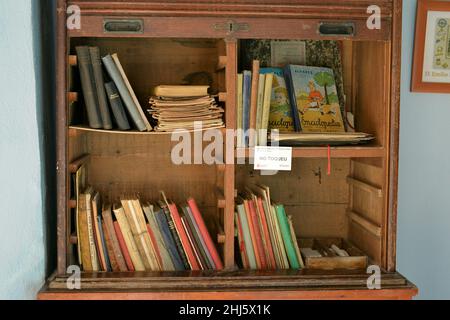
[275,204,300,269]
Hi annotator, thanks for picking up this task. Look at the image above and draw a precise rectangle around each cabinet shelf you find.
[238,145,385,159]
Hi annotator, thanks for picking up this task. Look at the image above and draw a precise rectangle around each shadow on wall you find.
[32,0,57,277]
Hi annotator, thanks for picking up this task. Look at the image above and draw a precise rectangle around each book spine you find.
[181,216,205,270]
[235,212,249,270]
[163,206,190,270]
[236,204,257,269]
[236,74,244,148]
[243,200,261,269]
[184,206,214,270]
[276,205,300,269]
[97,216,112,272]
[288,215,304,268]
[146,224,163,269]
[104,82,131,131]
[89,47,113,130]
[85,193,100,272]
[78,193,93,271]
[242,71,252,147]
[114,221,135,271]
[102,54,147,131]
[260,74,273,146]
[249,60,260,147]
[75,46,102,129]
[154,210,185,271]
[102,208,129,272]
[256,197,276,269]
[102,219,119,272]
[283,65,301,132]
[248,200,267,269]
[255,74,266,146]
[187,198,223,270]
[271,205,289,269]
[168,204,200,270]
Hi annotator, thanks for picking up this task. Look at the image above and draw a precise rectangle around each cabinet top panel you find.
[65,0,395,19]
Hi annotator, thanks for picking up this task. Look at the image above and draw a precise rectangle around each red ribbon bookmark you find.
[327,145,331,176]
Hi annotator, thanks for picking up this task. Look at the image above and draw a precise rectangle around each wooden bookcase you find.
[39,0,418,300]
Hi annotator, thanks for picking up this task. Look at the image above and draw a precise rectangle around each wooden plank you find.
[347,176,383,198]
[347,210,382,238]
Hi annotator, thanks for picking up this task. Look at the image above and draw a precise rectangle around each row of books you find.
[77,188,223,272]
[235,184,305,270]
[148,85,225,132]
[237,61,351,147]
[76,46,152,132]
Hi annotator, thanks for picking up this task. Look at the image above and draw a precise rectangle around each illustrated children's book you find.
[260,68,295,132]
[284,65,345,133]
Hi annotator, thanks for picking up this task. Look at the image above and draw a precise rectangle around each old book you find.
[271,205,290,269]
[249,60,260,147]
[187,198,223,270]
[146,223,163,269]
[113,204,145,271]
[102,204,128,272]
[242,199,261,269]
[153,85,210,97]
[247,199,267,269]
[284,65,345,133]
[236,74,244,148]
[236,204,256,269]
[114,221,135,271]
[121,198,160,271]
[275,204,300,269]
[168,203,200,270]
[104,82,131,131]
[255,74,266,146]
[102,216,119,272]
[255,196,276,269]
[89,47,112,130]
[242,71,252,147]
[91,192,106,271]
[259,73,274,146]
[288,215,305,268]
[143,204,175,271]
[181,216,205,270]
[97,215,112,271]
[235,212,249,270]
[154,208,185,271]
[102,54,150,132]
[75,165,86,265]
[183,206,214,270]
[84,187,99,272]
[260,68,295,132]
[160,201,189,270]
[78,187,93,271]
[76,46,102,129]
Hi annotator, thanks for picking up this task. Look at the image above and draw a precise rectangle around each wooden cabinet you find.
[39,0,418,300]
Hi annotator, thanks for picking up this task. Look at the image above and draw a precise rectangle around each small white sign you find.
[254,146,293,171]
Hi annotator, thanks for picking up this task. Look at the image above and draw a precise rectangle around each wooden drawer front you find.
[68,16,390,40]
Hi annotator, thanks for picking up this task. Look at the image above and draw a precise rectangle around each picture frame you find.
[412,0,450,93]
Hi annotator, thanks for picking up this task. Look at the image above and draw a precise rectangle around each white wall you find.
[0,0,46,299]
[397,0,450,300]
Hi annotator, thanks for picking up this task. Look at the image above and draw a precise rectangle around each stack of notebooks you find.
[77,189,223,272]
[238,60,374,147]
[76,46,152,132]
[235,184,304,270]
[148,85,225,132]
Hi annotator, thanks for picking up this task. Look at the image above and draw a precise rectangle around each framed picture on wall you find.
[412,0,450,93]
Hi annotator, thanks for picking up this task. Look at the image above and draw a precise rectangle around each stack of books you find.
[76,189,223,272]
[148,85,225,132]
[270,132,375,146]
[235,184,304,270]
[76,47,152,132]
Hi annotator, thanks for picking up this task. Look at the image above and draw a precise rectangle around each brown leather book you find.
[249,60,260,147]
[102,204,128,272]
[78,188,93,271]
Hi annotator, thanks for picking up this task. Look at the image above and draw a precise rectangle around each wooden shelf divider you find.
[347,176,383,197]
[347,209,382,238]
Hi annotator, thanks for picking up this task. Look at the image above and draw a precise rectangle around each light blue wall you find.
[397,0,450,300]
[0,0,46,299]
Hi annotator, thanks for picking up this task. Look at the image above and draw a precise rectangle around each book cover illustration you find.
[260,68,295,132]
[285,65,345,133]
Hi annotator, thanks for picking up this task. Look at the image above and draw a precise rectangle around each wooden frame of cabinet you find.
[38,0,418,300]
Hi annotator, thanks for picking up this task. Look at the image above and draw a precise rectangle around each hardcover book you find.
[284,65,345,133]
[260,68,295,132]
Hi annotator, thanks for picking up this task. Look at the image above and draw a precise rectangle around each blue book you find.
[97,216,112,272]
[154,209,185,271]
[283,66,302,131]
[242,71,252,146]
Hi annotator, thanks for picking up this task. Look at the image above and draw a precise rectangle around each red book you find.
[256,197,277,269]
[169,203,201,270]
[243,199,262,269]
[146,224,163,269]
[113,221,134,272]
[187,198,224,270]
[248,199,267,269]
